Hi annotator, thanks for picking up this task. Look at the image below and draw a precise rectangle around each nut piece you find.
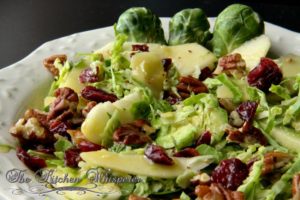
[128,194,150,200]
[43,54,67,76]
[195,183,245,200]
[292,174,300,200]
[176,76,208,99]
[215,53,246,77]
[262,152,292,175]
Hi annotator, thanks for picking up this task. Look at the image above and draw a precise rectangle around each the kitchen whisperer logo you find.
[5,168,141,196]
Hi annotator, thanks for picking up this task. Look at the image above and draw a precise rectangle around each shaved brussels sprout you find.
[116,7,166,44]
[168,8,211,46]
[210,4,264,57]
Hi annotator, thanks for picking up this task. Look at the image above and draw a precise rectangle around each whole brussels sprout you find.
[210,4,264,57]
[168,8,211,46]
[116,7,166,44]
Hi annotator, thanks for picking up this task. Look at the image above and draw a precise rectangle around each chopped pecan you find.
[67,130,102,152]
[113,120,152,146]
[43,54,67,76]
[82,101,97,117]
[226,124,267,146]
[176,76,208,99]
[218,98,237,113]
[10,116,54,149]
[195,183,245,200]
[24,109,49,128]
[262,152,292,175]
[81,86,118,103]
[292,174,300,200]
[128,194,150,200]
[47,87,79,121]
[216,53,246,77]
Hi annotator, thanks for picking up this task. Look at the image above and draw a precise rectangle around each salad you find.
[8,4,300,200]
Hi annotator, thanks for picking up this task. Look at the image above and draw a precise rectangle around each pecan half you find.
[81,86,118,103]
[176,76,208,99]
[82,101,97,117]
[128,194,150,200]
[262,152,292,175]
[10,110,55,149]
[43,54,67,76]
[226,123,267,146]
[113,120,152,146]
[47,87,79,121]
[292,174,300,200]
[216,53,246,77]
[195,183,245,200]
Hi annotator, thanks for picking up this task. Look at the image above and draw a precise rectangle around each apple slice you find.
[81,149,214,179]
[81,91,143,144]
[232,34,271,71]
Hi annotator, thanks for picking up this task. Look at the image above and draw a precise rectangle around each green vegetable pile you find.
[9,3,300,200]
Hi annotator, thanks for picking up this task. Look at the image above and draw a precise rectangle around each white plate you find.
[0,17,300,200]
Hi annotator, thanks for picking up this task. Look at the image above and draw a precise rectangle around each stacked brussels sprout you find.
[115,4,264,57]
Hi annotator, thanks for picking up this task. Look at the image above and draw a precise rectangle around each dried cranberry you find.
[247,58,282,92]
[199,67,212,81]
[132,44,149,52]
[196,131,212,146]
[144,144,173,165]
[163,91,181,105]
[16,147,46,171]
[81,86,117,103]
[236,101,258,123]
[162,58,172,72]
[64,148,81,168]
[173,148,200,157]
[49,120,69,134]
[79,67,100,83]
[78,140,102,152]
[211,158,249,190]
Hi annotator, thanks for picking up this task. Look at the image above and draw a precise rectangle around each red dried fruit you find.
[196,131,212,146]
[173,147,200,157]
[236,101,258,123]
[163,91,181,105]
[64,148,81,168]
[81,86,118,103]
[247,58,282,92]
[132,44,149,52]
[49,120,69,134]
[79,67,100,83]
[211,158,249,190]
[162,58,172,72]
[144,144,173,165]
[199,67,212,81]
[16,147,46,171]
[78,140,102,152]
